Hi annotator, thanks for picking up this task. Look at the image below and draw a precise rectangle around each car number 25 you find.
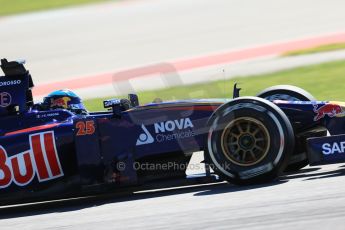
[76,121,95,136]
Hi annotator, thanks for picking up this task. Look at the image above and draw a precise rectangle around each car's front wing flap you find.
[307,134,345,165]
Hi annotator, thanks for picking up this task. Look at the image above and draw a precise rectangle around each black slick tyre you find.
[205,97,295,185]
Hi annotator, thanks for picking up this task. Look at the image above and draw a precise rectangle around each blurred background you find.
[1,0,345,111]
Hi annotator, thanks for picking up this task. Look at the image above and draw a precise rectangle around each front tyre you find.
[205,97,295,185]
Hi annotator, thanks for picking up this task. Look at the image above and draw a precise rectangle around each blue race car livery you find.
[0,58,344,204]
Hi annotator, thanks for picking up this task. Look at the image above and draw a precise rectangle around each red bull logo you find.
[51,97,71,109]
[313,103,343,121]
[0,131,64,189]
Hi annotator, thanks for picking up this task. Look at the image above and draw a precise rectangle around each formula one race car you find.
[0,59,343,204]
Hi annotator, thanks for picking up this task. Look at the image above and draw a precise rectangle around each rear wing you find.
[0,59,34,116]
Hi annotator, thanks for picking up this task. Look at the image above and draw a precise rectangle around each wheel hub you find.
[221,117,270,166]
[239,134,255,150]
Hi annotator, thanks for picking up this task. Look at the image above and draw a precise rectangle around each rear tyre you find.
[205,97,295,185]
[257,85,316,172]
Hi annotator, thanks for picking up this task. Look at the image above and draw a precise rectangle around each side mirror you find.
[103,99,122,118]
[103,98,133,118]
[103,99,121,109]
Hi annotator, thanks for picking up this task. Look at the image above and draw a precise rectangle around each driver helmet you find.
[43,89,87,114]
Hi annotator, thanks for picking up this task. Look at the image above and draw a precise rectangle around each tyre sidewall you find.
[206,97,294,183]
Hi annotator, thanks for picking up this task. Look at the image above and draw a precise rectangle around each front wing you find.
[308,134,345,165]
